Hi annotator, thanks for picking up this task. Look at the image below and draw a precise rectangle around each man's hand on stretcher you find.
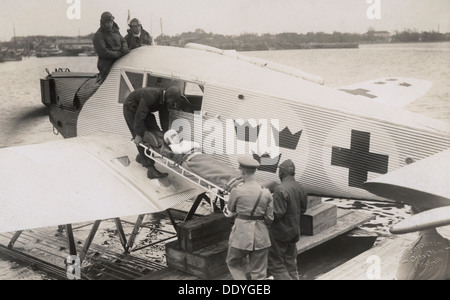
[133,135,143,146]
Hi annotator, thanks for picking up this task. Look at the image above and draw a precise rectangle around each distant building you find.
[56,38,93,56]
[366,30,391,43]
[373,31,391,39]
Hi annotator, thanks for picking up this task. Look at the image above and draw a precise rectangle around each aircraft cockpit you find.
[118,70,204,114]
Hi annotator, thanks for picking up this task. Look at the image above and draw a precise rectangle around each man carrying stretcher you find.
[123,86,182,179]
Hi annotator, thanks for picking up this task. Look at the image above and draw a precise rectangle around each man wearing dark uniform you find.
[268,159,308,280]
[123,86,181,179]
[125,18,153,50]
[224,156,274,280]
[93,12,129,81]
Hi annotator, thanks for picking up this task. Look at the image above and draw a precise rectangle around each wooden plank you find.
[0,220,169,280]
[297,209,375,254]
[0,244,83,280]
[316,236,411,280]
[136,266,200,280]
[317,225,450,280]
[297,228,378,280]
[316,232,421,280]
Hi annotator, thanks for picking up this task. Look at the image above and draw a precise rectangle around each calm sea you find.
[0,42,449,279]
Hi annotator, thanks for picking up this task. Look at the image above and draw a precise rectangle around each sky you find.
[0,0,449,41]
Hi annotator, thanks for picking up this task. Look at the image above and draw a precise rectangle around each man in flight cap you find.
[123,86,182,179]
[224,156,274,280]
[93,12,129,81]
[267,159,308,280]
[125,18,153,50]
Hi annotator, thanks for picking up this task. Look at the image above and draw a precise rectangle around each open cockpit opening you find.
[118,70,204,114]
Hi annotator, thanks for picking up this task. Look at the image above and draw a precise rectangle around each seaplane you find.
[0,43,449,278]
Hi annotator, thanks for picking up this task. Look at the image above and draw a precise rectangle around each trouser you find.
[268,237,299,280]
[226,246,268,280]
[123,105,159,167]
[97,59,114,83]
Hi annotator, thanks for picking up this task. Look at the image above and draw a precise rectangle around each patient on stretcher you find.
[142,130,241,191]
[163,129,202,155]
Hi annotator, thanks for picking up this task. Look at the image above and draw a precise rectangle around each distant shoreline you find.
[4,29,449,53]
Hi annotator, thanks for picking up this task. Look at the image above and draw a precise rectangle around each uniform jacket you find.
[93,22,129,78]
[270,176,308,242]
[125,28,153,50]
[227,179,274,251]
[123,88,170,137]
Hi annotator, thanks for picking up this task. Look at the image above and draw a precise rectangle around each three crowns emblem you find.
[234,120,261,143]
[252,152,282,174]
[234,120,302,172]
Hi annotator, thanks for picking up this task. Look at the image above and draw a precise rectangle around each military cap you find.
[238,156,260,169]
[279,159,295,175]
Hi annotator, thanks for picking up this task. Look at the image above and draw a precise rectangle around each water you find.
[246,42,450,121]
[0,42,449,279]
[0,56,98,148]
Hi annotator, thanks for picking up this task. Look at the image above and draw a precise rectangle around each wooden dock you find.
[296,208,374,254]
[138,208,375,280]
[0,214,175,280]
[137,227,378,280]
[0,206,376,280]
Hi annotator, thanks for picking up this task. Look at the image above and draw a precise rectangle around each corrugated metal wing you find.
[0,133,202,233]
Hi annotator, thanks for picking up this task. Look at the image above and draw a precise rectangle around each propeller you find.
[390,206,450,234]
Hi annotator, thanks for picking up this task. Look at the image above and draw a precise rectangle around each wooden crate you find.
[165,240,187,271]
[165,239,229,279]
[177,213,232,252]
[301,203,337,236]
[306,196,323,208]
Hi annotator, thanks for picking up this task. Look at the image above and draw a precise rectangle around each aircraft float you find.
[0,43,449,266]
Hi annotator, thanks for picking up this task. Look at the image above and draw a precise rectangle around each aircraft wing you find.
[363,150,450,233]
[338,77,432,108]
[0,133,202,233]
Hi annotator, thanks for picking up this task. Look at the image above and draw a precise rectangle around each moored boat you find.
[1,50,22,61]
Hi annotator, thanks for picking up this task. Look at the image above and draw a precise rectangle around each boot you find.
[147,166,168,179]
[142,159,152,168]
[137,154,152,168]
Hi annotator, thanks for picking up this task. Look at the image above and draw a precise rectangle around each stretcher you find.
[139,141,242,204]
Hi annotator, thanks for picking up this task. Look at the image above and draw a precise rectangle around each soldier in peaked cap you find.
[224,156,274,280]
[238,156,260,169]
[267,159,308,280]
